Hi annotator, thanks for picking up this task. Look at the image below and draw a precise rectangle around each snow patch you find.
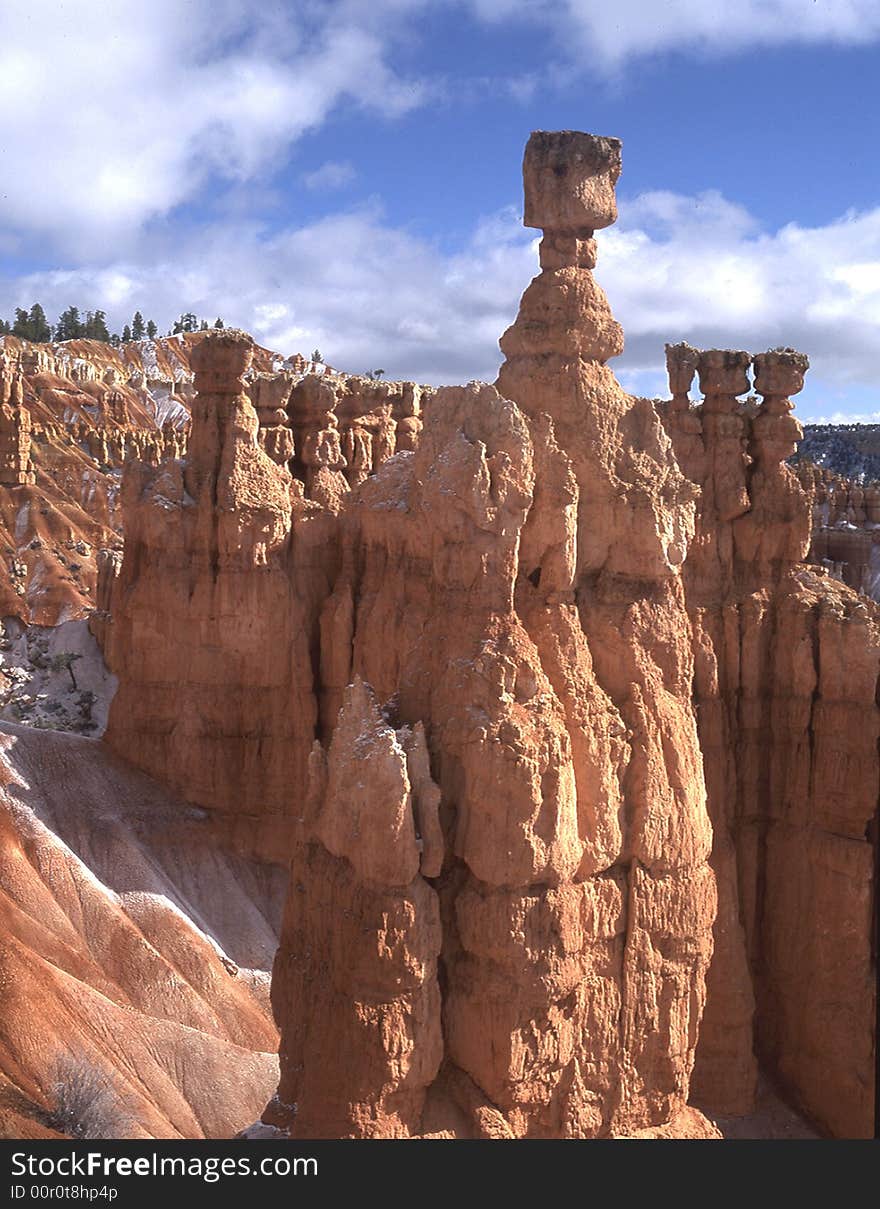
[14,502,31,545]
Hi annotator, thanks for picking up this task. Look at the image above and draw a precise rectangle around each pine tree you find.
[146,319,157,339]
[172,312,199,335]
[84,310,111,342]
[109,333,121,347]
[131,311,145,340]
[199,319,209,331]
[0,319,10,335]
[311,348,323,363]
[11,302,54,342]
[55,306,84,341]
[27,303,52,343]
[214,317,225,329]
[122,324,132,343]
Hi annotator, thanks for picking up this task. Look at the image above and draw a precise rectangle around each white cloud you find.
[2,0,878,259]
[6,188,880,418]
[1,204,534,382]
[0,1,425,253]
[816,410,880,424]
[4,0,876,258]
[465,0,880,66]
[599,193,880,411]
[2,4,880,416]
[302,161,357,191]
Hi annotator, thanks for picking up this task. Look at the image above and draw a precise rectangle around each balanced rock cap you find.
[190,328,254,384]
[523,130,623,232]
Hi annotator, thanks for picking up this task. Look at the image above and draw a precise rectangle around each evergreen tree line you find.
[0,303,226,346]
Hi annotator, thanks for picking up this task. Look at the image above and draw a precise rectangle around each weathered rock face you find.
[0,333,330,627]
[0,357,35,487]
[692,584,878,1139]
[0,337,175,626]
[657,342,878,1138]
[101,333,322,860]
[287,373,424,507]
[270,679,443,1137]
[98,337,425,861]
[249,372,296,467]
[270,365,716,1137]
[796,459,880,601]
[0,356,111,623]
[0,721,284,1140]
[249,132,712,1139]
[86,132,875,1139]
[482,130,714,1135]
[0,326,426,631]
[267,133,875,1138]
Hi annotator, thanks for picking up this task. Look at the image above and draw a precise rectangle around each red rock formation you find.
[0,352,118,623]
[100,333,320,860]
[249,372,295,467]
[0,331,335,625]
[270,679,443,1137]
[268,132,875,1138]
[0,356,35,486]
[796,458,880,600]
[99,170,721,1132]
[98,339,430,862]
[254,132,714,1138]
[658,342,878,1137]
[489,129,714,1136]
[0,721,283,1139]
[15,130,871,1142]
[2,326,424,629]
[287,373,424,504]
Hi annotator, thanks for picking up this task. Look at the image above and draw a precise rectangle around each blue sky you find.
[2,1,880,419]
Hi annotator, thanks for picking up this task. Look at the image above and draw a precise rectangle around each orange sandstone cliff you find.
[98,339,426,860]
[662,344,878,1137]
[796,459,880,600]
[0,727,285,1139]
[0,332,330,626]
[272,133,874,1138]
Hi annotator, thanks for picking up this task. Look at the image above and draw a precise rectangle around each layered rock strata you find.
[92,131,877,1140]
[0,333,333,626]
[0,357,35,486]
[796,460,880,600]
[270,680,443,1137]
[659,343,878,1137]
[0,721,284,1139]
[100,334,322,859]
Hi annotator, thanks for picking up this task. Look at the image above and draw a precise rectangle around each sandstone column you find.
[249,372,296,468]
[0,355,36,486]
[491,131,715,1134]
[104,331,316,861]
